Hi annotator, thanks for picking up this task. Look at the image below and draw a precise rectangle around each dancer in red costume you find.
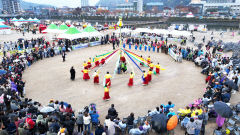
[147,56,151,64]
[140,55,144,67]
[81,67,90,80]
[104,72,112,87]
[149,62,154,71]
[93,70,99,84]
[94,57,100,67]
[128,72,134,87]
[155,63,160,74]
[103,83,110,100]
[83,61,88,69]
[120,55,126,63]
[87,57,92,68]
[142,70,148,85]
[100,58,105,65]
[147,69,153,82]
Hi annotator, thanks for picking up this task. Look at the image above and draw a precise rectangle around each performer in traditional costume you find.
[83,61,88,69]
[149,62,154,70]
[128,72,134,87]
[104,72,112,87]
[147,56,151,64]
[144,44,147,51]
[94,57,100,67]
[129,42,132,49]
[142,70,148,86]
[93,70,99,84]
[100,58,105,65]
[147,69,153,82]
[148,44,151,51]
[103,84,110,100]
[140,55,144,66]
[87,57,92,68]
[82,67,90,80]
[155,63,160,74]
[120,55,126,63]
[139,43,142,51]
[135,43,138,50]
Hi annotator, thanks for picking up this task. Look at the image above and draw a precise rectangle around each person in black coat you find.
[95,124,105,135]
[70,67,76,81]
[62,52,66,62]
[108,104,118,119]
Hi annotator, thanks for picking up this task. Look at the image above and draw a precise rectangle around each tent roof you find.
[64,27,80,34]
[59,24,69,30]
[83,26,97,32]
[47,23,58,29]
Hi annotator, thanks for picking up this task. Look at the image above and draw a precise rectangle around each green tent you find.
[65,27,80,34]
[47,23,58,29]
[59,24,69,30]
[83,26,97,32]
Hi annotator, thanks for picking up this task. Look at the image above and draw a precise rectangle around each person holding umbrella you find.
[214,101,233,130]
[70,66,76,81]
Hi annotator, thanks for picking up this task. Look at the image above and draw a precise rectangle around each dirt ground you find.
[2,30,239,134]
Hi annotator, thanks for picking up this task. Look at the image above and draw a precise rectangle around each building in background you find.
[190,0,240,15]
[81,0,89,7]
[137,0,143,12]
[1,0,21,14]
[116,2,135,11]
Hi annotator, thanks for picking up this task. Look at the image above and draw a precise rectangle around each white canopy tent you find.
[169,30,192,37]
[186,12,194,18]
[152,29,170,35]
[115,28,132,34]
[133,28,152,33]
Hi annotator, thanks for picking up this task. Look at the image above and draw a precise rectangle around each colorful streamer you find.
[124,49,149,66]
[124,49,166,70]
[124,50,135,74]
[92,49,119,70]
[122,48,143,73]
[96,51,113,57]
[125,51,149,67]
[96,49,120,71]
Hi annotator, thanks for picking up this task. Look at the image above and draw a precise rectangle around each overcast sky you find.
[23,0,100,8]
